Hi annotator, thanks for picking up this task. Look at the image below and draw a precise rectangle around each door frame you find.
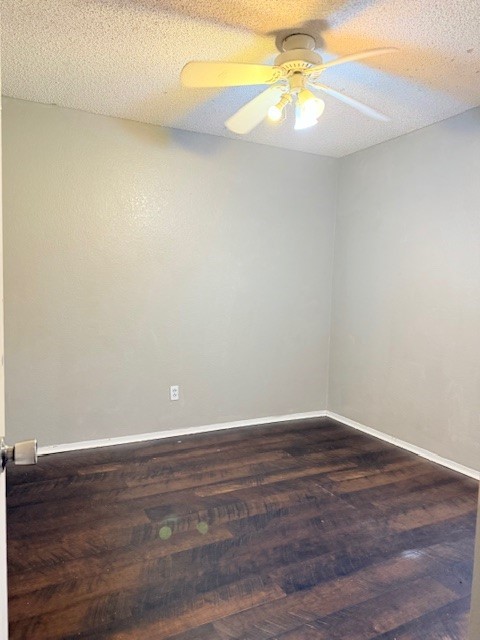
[0,474,7,638]
[0,36,8,637]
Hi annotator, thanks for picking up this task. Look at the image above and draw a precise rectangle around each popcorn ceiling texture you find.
[1,0,480,157]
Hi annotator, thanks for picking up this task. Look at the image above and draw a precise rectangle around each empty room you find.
[0,0,479,638]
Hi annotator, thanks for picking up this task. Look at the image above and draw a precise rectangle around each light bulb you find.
[268,94,291,123]
[294,89,325,130]
[268,104,283,122]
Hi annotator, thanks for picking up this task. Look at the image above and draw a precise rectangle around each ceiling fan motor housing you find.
[275,34,323,71]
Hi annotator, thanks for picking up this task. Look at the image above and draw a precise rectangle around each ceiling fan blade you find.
[311,83,390,121]
[181,61,285,88]
[306,47,398,75]
[225,86,286,135]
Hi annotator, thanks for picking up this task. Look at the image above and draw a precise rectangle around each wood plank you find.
[273,577,457,639]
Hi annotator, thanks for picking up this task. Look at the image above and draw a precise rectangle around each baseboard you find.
[38,409,480,481]
[326,411,480,481]
[37,410,328,455]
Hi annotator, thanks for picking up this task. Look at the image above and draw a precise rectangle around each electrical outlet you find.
[170,385,179,401]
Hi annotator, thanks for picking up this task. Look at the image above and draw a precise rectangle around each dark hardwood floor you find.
[6,417,479,639]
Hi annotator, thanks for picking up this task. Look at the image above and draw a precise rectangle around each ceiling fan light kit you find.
[181,34,397,135]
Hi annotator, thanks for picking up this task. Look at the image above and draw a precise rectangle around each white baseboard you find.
[38,409,480,481]
[38,410,328,455]
[326,411,480,481]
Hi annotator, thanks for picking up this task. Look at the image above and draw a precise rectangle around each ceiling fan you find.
[181,34,397,134]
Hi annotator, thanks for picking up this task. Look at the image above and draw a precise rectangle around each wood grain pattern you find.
[6,417,478,639]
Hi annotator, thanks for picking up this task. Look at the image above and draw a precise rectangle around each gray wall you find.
[329,107,480,470]
[3,96,480,471]
[2,97,338,446]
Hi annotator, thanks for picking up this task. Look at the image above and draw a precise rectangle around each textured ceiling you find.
[1,0,480,157]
